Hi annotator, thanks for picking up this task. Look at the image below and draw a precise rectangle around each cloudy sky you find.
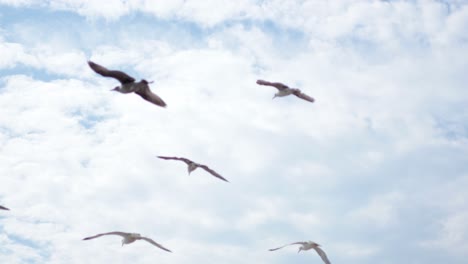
[0,0,467,263]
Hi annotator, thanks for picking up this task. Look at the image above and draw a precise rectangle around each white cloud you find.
[0,0,36,6]
[175,0,255,27]
[0,40,36,69]
[438,4,468,44]
[49,0,129,20]
[349,192,405,228]
[130,0,185,18]
[0,39,88,77]
[332,242,381,258]
[421,211,468,256]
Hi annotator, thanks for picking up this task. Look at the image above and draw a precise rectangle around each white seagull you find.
[88,61,167,107]
[83,231,172,252]
[157,156,229,182]
[256,79,315,103]
[269,241,331,264]
[0,205,9,210]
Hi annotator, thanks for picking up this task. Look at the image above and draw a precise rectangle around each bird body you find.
[120,232,140,245]
[187,162,199,174]
[297,241,319,252]
[274,88,296,98]
[0,205,9,210]
[83,231,172,252]
[88,61,166,107]
[157,156,229,182]
[269,241,331,264]
[256,79,315,103]
[113,82,142,94]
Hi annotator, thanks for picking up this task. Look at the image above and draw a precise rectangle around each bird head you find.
[141,79,154,84]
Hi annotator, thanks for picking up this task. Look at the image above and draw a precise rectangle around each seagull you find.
[157,156,229,182]
[83,231,172,252]
[0,205,9,210]
[256,79,315,103]
[269,241,331,264]
[88,61,167,107]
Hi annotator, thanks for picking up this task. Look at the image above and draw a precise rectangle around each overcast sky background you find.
[0,0,467,263]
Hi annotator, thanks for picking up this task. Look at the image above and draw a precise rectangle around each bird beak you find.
[110,87,118,91]
[298,248,302,253]
[272,95,276,99]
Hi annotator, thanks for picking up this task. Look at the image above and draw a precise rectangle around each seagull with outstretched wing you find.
[157,156,229,182]
[88,61,167,107]
[83,231,172,252]
[269,241,331,264]
[256,79,315,103]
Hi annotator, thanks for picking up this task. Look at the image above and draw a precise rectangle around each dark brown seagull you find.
[157,156,229,182]
[88,61,166,107]
[269,241,331,264]
[256,79,315,103]
[83,231,172,252]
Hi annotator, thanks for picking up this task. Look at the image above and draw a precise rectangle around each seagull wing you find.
[293,90,315,103]
[313,247,331,264]
[157,156,193,165]
[139,237,172,252]
[256,79,290,91]
[269,242,307,251]
[198,164,229,182]
[88,61,135,84]
[134,86,167,107]
[0,205,9,210]
[83,231,129,240]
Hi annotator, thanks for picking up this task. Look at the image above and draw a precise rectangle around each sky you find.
[0,0,467,263]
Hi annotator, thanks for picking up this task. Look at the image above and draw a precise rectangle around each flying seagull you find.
[0,205,9,210]
[256,79,315,103]
[83,231,172,252]
[269,241,331,264]
[88,61,167,107]
[157,156,229,182]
